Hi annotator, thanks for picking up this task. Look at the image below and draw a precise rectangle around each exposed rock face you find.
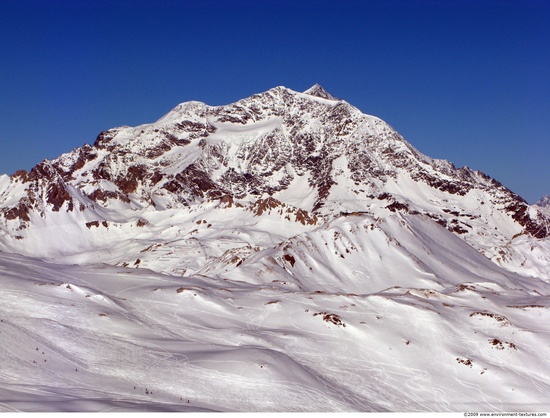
[0,85,548,274]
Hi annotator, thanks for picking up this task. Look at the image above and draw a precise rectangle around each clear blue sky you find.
[0,0,548,203]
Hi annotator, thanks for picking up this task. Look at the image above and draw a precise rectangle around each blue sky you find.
[0,0,548,203]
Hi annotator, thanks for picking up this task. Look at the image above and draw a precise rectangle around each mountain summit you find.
[0,85,548,278]
[536,195,550,208]
[302,84,338,100]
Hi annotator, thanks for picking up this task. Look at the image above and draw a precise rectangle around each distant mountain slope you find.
[535,195,550,216]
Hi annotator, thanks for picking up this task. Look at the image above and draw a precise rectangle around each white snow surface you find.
[1,213,549,412]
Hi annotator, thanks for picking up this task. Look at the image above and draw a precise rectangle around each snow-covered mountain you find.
[0,85,549,412]
[0,84,548,277]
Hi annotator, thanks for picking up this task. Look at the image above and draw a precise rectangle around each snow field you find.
[1,217,549,412]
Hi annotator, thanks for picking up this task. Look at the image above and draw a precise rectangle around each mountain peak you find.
[303,84,338,100]
[535,195,550,207]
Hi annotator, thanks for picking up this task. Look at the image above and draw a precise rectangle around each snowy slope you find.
[1,246,549,412]
[0,85,549,411]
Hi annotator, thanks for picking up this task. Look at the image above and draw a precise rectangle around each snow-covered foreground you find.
[1,239,549,412]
